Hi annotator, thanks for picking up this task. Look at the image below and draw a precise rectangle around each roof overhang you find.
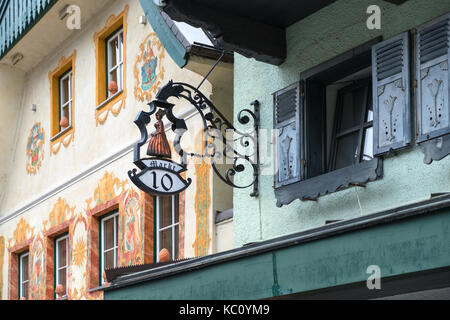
[147,0,410,66]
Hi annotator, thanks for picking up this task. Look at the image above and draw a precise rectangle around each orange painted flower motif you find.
[72,238,87,267]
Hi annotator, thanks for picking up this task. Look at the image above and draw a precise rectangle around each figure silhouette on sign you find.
[147,109,171,159]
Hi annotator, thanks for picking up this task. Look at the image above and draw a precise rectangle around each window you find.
[100,211,119,284]
[93,5,128,123]
[156,195,179,261]
[106,28,124,98]
[18,252,29,300]
[274,35,412,206]
[49,51,76,154]
[329,79,374,171]
[55,234,69,298]
[59,70,73,132]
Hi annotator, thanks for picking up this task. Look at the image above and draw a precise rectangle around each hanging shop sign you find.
[129,80,259,197]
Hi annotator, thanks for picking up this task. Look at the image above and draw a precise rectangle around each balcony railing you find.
[0,0,57,59]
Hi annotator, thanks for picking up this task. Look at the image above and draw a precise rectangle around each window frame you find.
[58,69,73,133]
[54,233,69,299]
[105,27,124,97]
[48,51,76,155]
[155,195,180,262]
[99,211,119,285]
[93,5,128,123]
[18,251,30,300]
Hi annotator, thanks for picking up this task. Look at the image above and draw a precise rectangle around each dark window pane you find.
[159,197,172,229]
[22,255,29,281]
[58,238,67,267]
[174,195,179,224]
[104,250,115,269]
[115,216,118,247]
[108,69,118,97]
[58,268,67,290]
[23,282,29,299]
[175,225,179,260]
[62,105,70,120]
[366,101,373,122]
[109,37,118,68]
[104,217,115,250]
[61,77,70,104]
[339,85,366,132]
[159,228,172,259]
[334,132,359,170]
[362,127,374,161]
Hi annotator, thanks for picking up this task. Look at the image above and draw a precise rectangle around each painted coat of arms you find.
[134,33,165,102]
[26,123,45,175]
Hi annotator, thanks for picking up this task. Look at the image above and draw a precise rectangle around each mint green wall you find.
[105,208,450,300]
[233,0,450,248]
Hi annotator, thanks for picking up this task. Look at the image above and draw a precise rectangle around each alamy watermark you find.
[367,5,381,30]
[366,265,381,290]
[65,5,81,30]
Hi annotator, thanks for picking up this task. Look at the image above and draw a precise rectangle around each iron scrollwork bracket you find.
[131,80,260,197]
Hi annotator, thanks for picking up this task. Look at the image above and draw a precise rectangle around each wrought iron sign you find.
[128,80,260,197]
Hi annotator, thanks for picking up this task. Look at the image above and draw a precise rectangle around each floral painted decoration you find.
[26,123,45,175]
[134,33,165,102]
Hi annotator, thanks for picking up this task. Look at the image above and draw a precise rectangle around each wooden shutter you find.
[372,32,411,156]
[274,82,302,188]
[416,13,450,143]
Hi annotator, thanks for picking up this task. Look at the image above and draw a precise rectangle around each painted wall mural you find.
[8,218,34,248]
[43,197,75,232]
[69,215,88,300]
[134,32,165,102]
[26,123,45,175]
[192,131,212,257]
[120,189,144,266]
[30,237,45,300]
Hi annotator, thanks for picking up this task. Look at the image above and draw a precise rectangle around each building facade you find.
[0,0,233,300]
[102,0,450,300]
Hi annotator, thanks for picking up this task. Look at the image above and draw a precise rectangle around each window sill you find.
[274,158,383,207]
[50,126,73,142]
[96,90,123,111]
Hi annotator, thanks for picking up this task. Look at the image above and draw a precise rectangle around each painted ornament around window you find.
[120,191,143,266]
[134,32,165,102]
[26,123,45,175]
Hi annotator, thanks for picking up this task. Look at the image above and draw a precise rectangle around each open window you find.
[274,34,411,206]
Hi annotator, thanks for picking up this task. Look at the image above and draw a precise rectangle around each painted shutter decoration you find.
[416,13,450,143]
[274,82,301,188]
[372,32,411,156]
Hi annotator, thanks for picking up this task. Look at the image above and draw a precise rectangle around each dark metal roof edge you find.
[160,10,191,52]
[103,193,450,292]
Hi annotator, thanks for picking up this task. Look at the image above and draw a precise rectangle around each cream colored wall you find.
[0,64,26,209]
[0,0,232,299]
[0,0,211,216]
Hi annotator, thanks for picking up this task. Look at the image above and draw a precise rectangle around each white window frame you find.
[55,234,69,298]
[100,212,119,284]
[106,28,124,95]
[59,70,72,131]
[19,252,29,299]
[156,196,179,262]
